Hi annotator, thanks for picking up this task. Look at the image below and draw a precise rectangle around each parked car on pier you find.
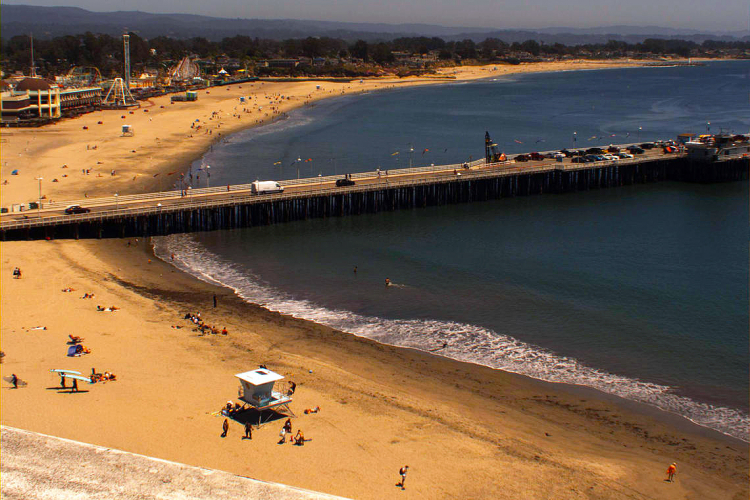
[617,152,634,159]
[64,205,91,214]
[585,147,605,155]
[529,152,545,161]
[335,177,356,187]
[607,145,620,153]
[514,154,530,162]
[639,142,656,149]
[627,146,645,154]
[602,154,619,161]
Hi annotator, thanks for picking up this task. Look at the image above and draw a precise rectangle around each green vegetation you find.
[1,32,748,79]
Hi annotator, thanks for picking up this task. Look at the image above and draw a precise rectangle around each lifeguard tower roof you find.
[235,369,284,386]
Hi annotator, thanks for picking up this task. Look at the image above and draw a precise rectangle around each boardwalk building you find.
[1,77,61,122]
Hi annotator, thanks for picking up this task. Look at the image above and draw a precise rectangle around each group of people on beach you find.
[96,305,119,312]
[221,400,249,417]
[184,312,228,335]
[278,418,306,445]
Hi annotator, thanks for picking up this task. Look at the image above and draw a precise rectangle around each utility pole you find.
[35,177,42,217]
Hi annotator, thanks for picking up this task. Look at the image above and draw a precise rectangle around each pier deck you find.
[1,146,747,240]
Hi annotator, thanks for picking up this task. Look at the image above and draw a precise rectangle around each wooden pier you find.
[1,151,747,241]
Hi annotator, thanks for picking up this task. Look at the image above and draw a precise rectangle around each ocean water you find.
[157,61,750,441]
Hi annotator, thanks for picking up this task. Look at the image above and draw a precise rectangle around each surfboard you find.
[65,374,94,384]
[3,376,28,386]
[50,369,82,375]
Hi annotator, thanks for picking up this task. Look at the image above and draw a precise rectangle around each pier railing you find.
[33,158,487,211]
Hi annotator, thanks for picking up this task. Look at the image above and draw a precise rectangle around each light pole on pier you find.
[206,165,211,188]
[638,126,642,144]
[706,122,710,134]
[572,131,576,151]
[297,157,301,179]
[114,193,118,211]
[409,144,414,169]
[35,177,42,217]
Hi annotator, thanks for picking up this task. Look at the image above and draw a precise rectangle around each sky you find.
[8,0,750,32]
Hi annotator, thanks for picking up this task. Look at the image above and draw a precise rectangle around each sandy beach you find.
[2,60,748,499]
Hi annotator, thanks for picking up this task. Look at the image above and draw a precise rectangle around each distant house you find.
[267,59,299,68]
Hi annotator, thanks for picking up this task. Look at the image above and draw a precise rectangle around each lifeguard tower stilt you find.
[235,368,294,426]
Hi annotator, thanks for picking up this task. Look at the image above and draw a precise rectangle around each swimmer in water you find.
[385,278,391,286]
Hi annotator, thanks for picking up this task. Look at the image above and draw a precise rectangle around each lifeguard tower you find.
[235,368,294,424]
[121,124,134,136]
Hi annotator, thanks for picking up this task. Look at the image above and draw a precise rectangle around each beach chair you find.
[69,335,84,344]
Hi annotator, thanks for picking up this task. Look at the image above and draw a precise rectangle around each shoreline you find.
[2,59,748,499]
[152,232,748,445]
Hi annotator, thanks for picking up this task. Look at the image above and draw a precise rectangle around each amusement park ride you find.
[102,34,138,108]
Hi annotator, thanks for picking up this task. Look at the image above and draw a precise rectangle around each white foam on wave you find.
[155,234,749,442]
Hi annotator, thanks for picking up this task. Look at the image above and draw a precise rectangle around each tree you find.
[520,40,540,56]
[350,40,368,62]
[371,42,394,64]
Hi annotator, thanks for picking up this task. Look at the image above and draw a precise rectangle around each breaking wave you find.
[154,234,749,442]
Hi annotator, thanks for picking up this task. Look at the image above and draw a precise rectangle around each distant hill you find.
[2,4,748,43]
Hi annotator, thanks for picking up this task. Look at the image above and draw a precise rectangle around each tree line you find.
[1,32,747,79]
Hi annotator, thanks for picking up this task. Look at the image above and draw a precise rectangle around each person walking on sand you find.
[72,378,78,392]
[244,422,252,440]
[666,462,677,482]
[398,465,409,489]
[10,373,18,389]
[279,426,287,444]
[221,418,229,437]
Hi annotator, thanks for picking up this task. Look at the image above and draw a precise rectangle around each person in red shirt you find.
[666,462,677,482]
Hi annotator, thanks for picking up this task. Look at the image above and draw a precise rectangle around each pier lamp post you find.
[706,122,710,134]
[206,165,211,188]
[114,193,118,211]
[35,177,43,217]
[638,126,642,143]
[297,157,301,179]
[409,144,414,169]
[572,131,577,151]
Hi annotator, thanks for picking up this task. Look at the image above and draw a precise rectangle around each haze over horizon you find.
[7,0,750,33]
